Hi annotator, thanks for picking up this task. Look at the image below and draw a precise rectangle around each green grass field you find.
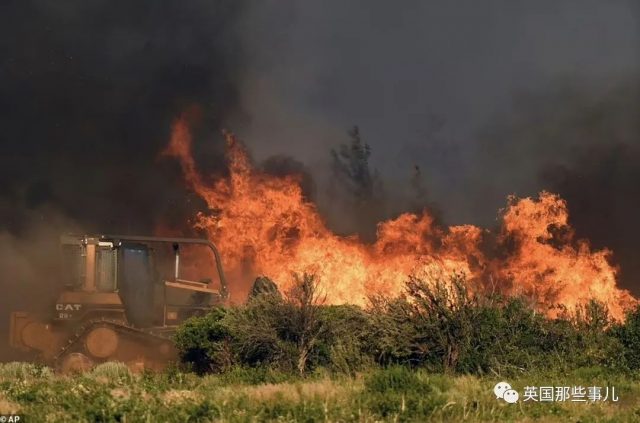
[2,362,640,422]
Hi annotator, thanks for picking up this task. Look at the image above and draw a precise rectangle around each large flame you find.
[163,116,636,320]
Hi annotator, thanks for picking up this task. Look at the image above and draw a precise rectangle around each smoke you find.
[228,0,639,225]
[0,0,247,235]
[0,208,81,360]
[536,80,640,293]
[541,142,640,293]
[467,77,640,292]
[261,155,317,201]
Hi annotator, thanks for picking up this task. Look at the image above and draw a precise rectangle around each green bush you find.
[226,293,298,371]
[174,307,233,374]
[177,274,359,375]
[316,305,373,374]
[611,305,640,370]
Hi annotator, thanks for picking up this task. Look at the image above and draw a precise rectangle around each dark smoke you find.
[537,81,640,292]
[542,142,640,293]
[228,0,639,226]
[0,0,246,235]
[473,77,640,292]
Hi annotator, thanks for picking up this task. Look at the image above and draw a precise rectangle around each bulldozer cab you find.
[55,234,229,327]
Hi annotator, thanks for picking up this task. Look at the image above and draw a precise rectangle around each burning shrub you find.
[365,274,628,375]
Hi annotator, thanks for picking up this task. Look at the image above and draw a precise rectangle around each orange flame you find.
[164,116,636,320]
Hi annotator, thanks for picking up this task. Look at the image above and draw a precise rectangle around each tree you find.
[409,165,429,212]
[329,126,385,238]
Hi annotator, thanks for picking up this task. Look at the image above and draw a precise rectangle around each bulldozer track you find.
[52,318,174,368]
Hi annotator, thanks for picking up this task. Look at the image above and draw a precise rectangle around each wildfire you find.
[163,116,636,320]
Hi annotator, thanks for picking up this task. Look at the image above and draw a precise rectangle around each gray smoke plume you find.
[230,0,639,224]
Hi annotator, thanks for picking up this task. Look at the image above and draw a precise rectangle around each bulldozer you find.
[9,234,229,373]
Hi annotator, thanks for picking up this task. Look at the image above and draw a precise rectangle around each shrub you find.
[176,271,634,378]
[611,305,640,370]
[174,307,233,374]
[367,274,495,372]
[366,275,627,375]
[316,305,373,374]
[224,273,332,374]
[215,366,299,385]
[226,293,296,370]
[365,296,420,366]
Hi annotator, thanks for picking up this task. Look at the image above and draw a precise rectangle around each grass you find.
[2,363,640,422]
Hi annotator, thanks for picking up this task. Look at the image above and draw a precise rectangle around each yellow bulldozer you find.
[9,234,229,373]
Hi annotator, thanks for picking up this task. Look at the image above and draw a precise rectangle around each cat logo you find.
[56,303,82,311]
[56,303,82,320]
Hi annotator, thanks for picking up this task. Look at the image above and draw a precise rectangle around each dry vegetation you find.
[2,362,640,422]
